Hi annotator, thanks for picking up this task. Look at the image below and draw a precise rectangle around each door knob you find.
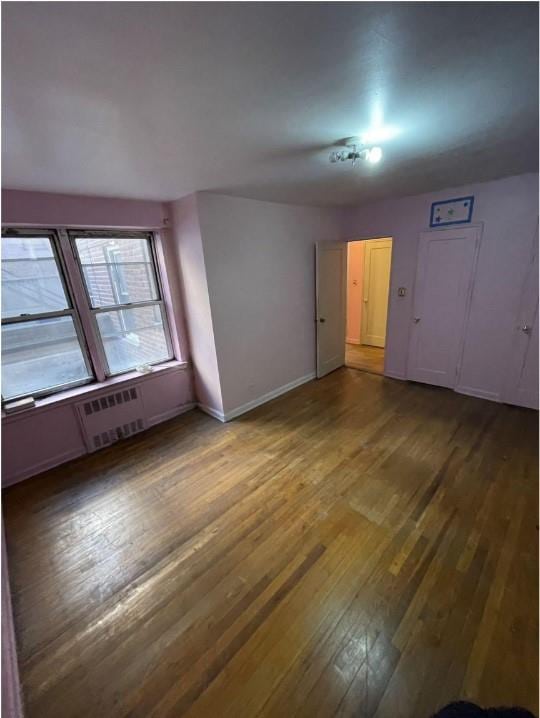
[521,324,532,333]
[413,317,421,323]
[319,318,326,323]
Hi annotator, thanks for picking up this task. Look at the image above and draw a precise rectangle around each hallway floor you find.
[345,342,385,375]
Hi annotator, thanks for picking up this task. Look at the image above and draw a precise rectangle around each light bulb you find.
[367,146,382,164]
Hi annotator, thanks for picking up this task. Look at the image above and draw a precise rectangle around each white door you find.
[503,240,538,409]
[361,239,392,347]
[407,226,480,388]
[316,241,347,378]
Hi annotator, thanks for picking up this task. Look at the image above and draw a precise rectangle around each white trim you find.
[454,385,501,403]
[384,370,407,381]
[147,402,196,427]
[421,220,485,234]
[197,403,226,422]
[225,372,316,421]
[197,372,316,423]
[346,337,361,345]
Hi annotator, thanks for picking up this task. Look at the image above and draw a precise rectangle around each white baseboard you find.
[346,337,361,345]
[383,373,501,402]
[147,402,196,426]
[197,403,226,422]
[454,385,501,403]
[225,372,316,421]
[198,372,316,423]
[384,370,407,381]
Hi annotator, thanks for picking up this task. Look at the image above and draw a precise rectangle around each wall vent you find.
[76,387,146,453]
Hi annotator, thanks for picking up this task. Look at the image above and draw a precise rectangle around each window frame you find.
[1,227,95,402]
[68,229,174,377]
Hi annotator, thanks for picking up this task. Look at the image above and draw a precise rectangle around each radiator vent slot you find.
[76,387,146,453]
[93,418,144,450]
[83,387,138,416]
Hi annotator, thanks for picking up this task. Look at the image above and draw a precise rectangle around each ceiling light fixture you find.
[367,146,382,163]
[329,138,383,166]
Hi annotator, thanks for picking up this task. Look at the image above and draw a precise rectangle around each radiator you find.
[75,386,147,452]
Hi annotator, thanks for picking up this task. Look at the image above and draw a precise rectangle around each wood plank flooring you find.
[3,368,539,718]
[345,343,385,375]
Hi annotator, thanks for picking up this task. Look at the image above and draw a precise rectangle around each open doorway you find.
[345,237,393,375]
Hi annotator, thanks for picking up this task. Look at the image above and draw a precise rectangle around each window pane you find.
[2,317,91,400]
[96,304,170,374]
[74,236,158,308]
[1,236,69,318]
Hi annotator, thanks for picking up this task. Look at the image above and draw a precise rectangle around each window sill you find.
[2,359,190,421]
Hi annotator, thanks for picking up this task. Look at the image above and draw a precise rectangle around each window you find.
[1,231,93,400]
[71,232,173,376]
[1,228,175,404]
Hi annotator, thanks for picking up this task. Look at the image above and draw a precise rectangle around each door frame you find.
[360,238,393,348]
[405,223,483,387]
[345,234,395,376]
[500,223,538,408]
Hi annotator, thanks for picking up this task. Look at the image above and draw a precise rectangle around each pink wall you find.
[169,195,224,416]
[195,192,343,416]
[341,173,539,401]
[2,189,190,360]
[2,173,537,486]
[2,189,168,228]
[2,527,23,718]
[2,360,194,487]
[1,190,195,485]
[346,241,365,344]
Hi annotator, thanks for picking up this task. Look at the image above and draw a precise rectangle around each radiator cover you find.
[75,386,147,452]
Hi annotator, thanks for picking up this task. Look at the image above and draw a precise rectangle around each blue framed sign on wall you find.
[430,196,474,227]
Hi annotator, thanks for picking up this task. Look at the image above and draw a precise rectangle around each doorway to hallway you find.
[345,343,385,374]
[345,237,392,376]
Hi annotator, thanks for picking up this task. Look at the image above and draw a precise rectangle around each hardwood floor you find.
[345,343,385,375]
[3,369,539,718]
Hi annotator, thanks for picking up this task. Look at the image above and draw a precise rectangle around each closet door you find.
[503,241,538,409]
[407,227,480,388]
